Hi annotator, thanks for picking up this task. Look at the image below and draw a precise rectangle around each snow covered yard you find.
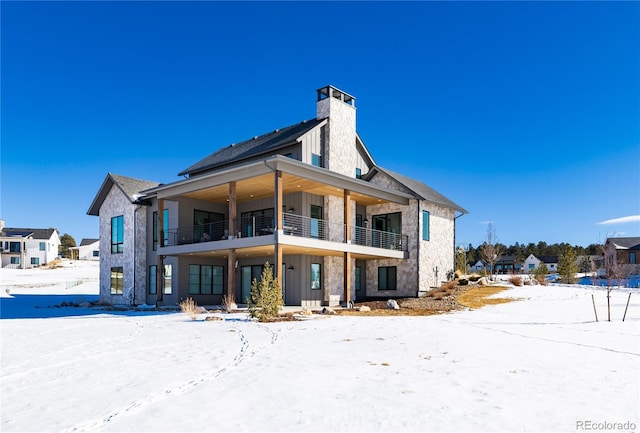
[1,263,638,432]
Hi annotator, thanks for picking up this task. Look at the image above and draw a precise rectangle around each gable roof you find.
[366,166,467,214]
[79,238,99,246]
[178,118,327,177]
[0,227,58,240]
[87,173,160,216]
[539,255,559,264]
[606,237,640,250]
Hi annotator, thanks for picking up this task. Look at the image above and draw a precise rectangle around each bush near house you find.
[248,262,283,322]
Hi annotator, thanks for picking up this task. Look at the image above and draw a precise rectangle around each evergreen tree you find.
[558,245,578,284]
[247,262,283,321]
[58,233,76,258]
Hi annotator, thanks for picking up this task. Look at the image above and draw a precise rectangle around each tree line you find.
[462,241,601,265]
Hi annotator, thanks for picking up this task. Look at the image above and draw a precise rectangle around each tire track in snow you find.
[64,320,279,433]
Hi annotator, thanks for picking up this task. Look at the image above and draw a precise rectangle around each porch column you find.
[344,252,352,306]
[228,181,236,238]
[227,249,236,302]
[156,198,165,304]
[274,170,283,294]
[344,189,351,243]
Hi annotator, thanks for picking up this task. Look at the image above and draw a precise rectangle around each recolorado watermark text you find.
[576,420,636,431]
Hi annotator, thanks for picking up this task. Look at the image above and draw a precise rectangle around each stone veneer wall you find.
[366,170,456,296]
[99,186,147,305]
[316,96,357,178]
[418,202,455,291]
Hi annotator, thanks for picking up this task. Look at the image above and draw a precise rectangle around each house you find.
[604,237,640,265]
[494,255,523,274]
[88,85,467,307]
[469,260,489,273]
[523,254,558,273]
[0,220,61,269]
[601,237,640,277]
[69,238,100,261]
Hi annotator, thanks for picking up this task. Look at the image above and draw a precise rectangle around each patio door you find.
[241,264,287,305]
[310,205,323,239]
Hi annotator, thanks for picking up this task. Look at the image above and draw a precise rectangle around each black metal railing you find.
[163,212,407,252]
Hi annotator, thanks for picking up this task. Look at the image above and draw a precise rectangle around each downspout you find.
[416,199,420,297]
[132,204,140,306]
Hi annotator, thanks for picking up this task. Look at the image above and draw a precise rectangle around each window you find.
[241,208,274,238]
[189,265,223,295]
[378,266,397,290]
[630,252,637,265]
[149,265,173,295]
[311,263,321,290]
[153,209,169,250]
[11,257,20,265]
[372,212,401,248]
[92,250,99,257]
[164,264,173,295]
[9,242,21,253]
[355,266,362,293]
[310,205,323,239]
[422,211,430,241]
[31,257,40,265]
[312,153,322,167]
[111,216,124,253]
[110,267,123,294]
[355,168,362,179]
[39,242,46,251]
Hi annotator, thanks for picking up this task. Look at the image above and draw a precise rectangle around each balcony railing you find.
[163,212,408,252]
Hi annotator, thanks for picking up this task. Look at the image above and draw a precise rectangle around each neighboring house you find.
[0,221,61,269]
[494,255,522,274]
[523,254,558,273]
[604,237,640,265]
[601,237,640,277]
[469,260,489,273]
[88,85,467,307]
[70,238,100,261]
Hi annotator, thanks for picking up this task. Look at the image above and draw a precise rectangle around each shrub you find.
[248,262,283,322]
[454,269,462,279]
[222,293,236,313]
[509,276,523,286]
[440,280,457,291]
[179,297,199,320]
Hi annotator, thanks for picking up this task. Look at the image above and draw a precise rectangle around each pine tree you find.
[58,233,76,258]
[558,245,578,284]
[247,262,283,321]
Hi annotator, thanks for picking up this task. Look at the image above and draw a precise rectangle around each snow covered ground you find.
[1,261,638,432]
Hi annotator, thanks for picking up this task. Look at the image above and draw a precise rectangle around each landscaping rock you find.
[205,316,223,321]
[300,308,313,316]
[195,306,208,314]
[477,277,489,286]
[386,299,400,310]
[321,307,336,315]
[78,302,92,308]
[358,305,371,312]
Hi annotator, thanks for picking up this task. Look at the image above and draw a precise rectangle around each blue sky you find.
[2,1,639,248]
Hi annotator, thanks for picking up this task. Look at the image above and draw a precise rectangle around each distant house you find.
[602,237,640,277]
[87,85,467,307]
[604,237,640,265]
[0,221,60,269]
[494,255,522,274]
[469,260,490,273]
[70,238,100,261]
[523,254,558,273]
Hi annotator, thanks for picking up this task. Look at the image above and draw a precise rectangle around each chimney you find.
[315,85,357,177]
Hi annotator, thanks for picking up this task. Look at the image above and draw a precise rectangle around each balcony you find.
[163,213,408,252]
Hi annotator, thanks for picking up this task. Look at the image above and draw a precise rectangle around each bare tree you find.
[601,240,633,321]
[479,223,503,281]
